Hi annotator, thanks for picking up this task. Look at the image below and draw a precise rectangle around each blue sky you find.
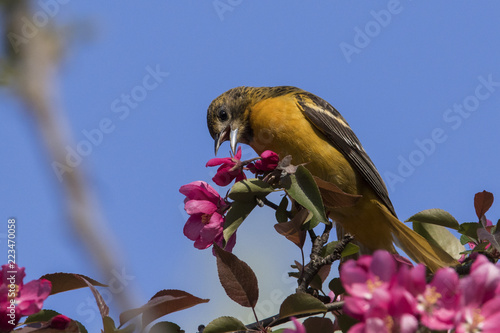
[2,1,500,332]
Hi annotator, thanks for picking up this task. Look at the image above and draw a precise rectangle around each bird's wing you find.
[295,92,396,217]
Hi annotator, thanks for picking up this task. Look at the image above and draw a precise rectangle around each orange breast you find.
[248,95,359,195]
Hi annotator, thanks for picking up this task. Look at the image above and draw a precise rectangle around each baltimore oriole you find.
[207,86,457,271]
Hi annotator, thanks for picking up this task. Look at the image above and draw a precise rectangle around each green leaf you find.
[77,321,89,333]
[214,245,259,308]
[223,200,257,242]
[103,316,117,333]
[458,222,481,241]
[281,165,327,228]
[413,222,465,260]
[119,289,209,329]
[275,195,289,223]
[223,179,275,242]
[328,278,345,299]
[341,243,360,258]
[320,241,359,258]
[405,208,459,230]
[40,272,107,295]
[149,321,185,333]
[474,190,494,220]
[25,310,61,324]
[227,178,274,202]
[279,293,327,319]
[337,313,359,333]
[203,316,247,333]
[25,311,89,333]
[460,234,474,246]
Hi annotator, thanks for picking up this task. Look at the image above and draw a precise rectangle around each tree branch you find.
[298,232,354,293]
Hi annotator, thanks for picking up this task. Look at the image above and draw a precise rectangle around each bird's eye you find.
[218,108,228,121]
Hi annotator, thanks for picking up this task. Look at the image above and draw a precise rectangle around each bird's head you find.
[207,86,254,155]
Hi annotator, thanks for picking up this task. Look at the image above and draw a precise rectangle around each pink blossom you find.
[0,264,52,331]
[328,290,336,303]
[180,181,234,251]
[399,265,460,330]
[341,250,397,303]
[49,314,72,330]
[455,255,500,332]
[248,150,279,173]
[347,287,418,333]
[341,251,419,332]
[341,251,463,333]
[283,317,305,333]
[213,231,237,254]
[206,147,246,186]
[459,219,493,263]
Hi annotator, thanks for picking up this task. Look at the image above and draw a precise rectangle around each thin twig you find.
[298,232,353,293]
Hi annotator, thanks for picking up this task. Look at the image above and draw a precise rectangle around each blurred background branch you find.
[1,0,133,312]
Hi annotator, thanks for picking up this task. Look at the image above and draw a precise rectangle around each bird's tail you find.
[375,201,458,272]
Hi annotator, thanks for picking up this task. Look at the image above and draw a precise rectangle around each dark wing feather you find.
[295,92,397,217]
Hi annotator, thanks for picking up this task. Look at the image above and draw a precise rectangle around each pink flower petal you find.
[16,279,52,316]
[283,317,306,333]
[371,250,396,282]
[183,215,204,241]
[199,213,224,241]
[213,232,237,254]
[234,171,247,183]
[184,199,217,215]
[340,262,370,297]
[179,181,220,202]
[50,314,72,329]
[206,157,231,167]
[212,165,236,186]
[234,146,242,160]
[364,317,389,333]
[397,314,418,333]
[344,296,370,319]
[193,236,214,250]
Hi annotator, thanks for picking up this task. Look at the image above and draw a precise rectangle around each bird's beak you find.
[229,127,238,155]
[214,125,239,155]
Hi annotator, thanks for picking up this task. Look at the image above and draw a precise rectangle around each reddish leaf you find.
[474,190,494,220]
[303,317,335,333]
[313,176,361,208]
[74,274,109,319]
[119,290,209,329]
[213,244,259,308]
[310,264,332,291]
[40,273,107,295]
[274,208,309,248]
